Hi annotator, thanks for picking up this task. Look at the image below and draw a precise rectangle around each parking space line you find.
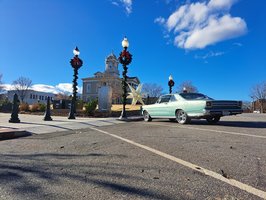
[146,123,266,139]
[88,126,266,199]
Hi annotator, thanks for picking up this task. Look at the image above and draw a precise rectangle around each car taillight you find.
[206,101,212,107]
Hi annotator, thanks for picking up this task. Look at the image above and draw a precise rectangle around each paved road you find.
[0,113,265,199]
[0,113,125,135]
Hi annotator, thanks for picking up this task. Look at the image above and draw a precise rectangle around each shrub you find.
[0,98,12,112]
[30,103,39,112]
[84,100,98,116]
[20,103,29,112]
[76,99,84,110]
[39,103,46,112]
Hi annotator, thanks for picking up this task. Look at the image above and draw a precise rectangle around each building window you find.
[30,94,33,99]
[87,84,91,93]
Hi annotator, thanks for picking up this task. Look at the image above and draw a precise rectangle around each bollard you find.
[9,94,20,123]
[43,97,53,121]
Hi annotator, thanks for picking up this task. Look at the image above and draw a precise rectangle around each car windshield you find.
[179,93,213,100]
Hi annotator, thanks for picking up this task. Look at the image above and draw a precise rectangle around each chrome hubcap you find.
[144,112,149,120]
[177,111,186,123]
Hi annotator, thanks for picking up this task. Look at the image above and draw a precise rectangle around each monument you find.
[98,84,112,112]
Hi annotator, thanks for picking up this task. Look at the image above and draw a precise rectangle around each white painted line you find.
[147,123,266,139]
[89,126,266,199]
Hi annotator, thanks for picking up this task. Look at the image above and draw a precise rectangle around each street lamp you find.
[68,46,83,119]
[168,75,175,94]
[119,37,132,120]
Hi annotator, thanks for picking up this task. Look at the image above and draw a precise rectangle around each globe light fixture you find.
[122,37,129,48]
[73,46,80,56]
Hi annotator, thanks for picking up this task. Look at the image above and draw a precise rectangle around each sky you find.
[0,0,266,101]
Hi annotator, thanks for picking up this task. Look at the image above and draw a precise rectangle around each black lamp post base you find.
[68,113,75,119]
[118,110,127,121]
[118,116,128,121]
[9,118,20,123]
[44,115,53,121]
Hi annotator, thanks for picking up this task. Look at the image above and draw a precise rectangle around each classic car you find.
[142,93,243,124]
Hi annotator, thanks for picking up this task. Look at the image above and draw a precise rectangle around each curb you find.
[0,129,32,140]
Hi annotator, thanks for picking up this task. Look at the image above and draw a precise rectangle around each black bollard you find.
[9,93,20,123]
[43,97,53,121]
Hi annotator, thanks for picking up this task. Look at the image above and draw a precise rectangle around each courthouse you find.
[82,53,140,103]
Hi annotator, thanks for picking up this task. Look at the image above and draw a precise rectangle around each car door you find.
[166,94,179,117]
[157,95,172,117]
[148,95,171,117]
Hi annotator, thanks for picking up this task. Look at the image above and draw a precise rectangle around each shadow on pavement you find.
[162,119,266,128]
[190,120,266,128]
[0,153,175,200]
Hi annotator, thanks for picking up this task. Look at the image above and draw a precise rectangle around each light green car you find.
[142,93,243,124]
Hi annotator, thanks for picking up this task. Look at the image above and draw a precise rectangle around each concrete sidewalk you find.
[0,113,143,140]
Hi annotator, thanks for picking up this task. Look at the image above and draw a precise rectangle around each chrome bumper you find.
[204,109,243,116]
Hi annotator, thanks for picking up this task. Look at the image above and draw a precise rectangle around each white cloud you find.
[156,0,247,49]
[111,1,119,6]
[233,42,243,47]
[2,84,13,91]
[154,17,165,25]
[2,83,82,94]
[195,51,225,59]
[208,0,237,10]
[111,0,133,15]
[183,15,246,49]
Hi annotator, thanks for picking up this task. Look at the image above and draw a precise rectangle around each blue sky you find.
[0,0,265,101]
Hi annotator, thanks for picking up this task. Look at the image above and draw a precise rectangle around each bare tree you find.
[12,76,32,102]
[55,92,72,100]
[0,74,3,94]
[142,83,163,97]
[177,81,198,93]
[250,81,266,113]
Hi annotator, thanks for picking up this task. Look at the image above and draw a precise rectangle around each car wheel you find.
[143,111,152,122]
[176,110,190,124]
[206,116,220,124]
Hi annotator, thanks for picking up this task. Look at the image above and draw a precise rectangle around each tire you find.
[143,110,152,122]
[206,116,220,124]
[176,110,190,124]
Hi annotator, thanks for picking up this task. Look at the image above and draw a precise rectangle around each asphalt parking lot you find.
[0,113,265,199]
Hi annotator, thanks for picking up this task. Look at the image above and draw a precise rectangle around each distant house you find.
[82,53,140,103]
[7,90,55,104]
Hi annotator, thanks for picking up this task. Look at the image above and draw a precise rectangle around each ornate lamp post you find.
[119,37,132,120]
[168,75,175,94]
[68,47,83,119]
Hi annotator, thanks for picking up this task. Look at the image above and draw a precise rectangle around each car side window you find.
[170,95,177,102]
[156,97,161,104]
[160,95,171,103]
